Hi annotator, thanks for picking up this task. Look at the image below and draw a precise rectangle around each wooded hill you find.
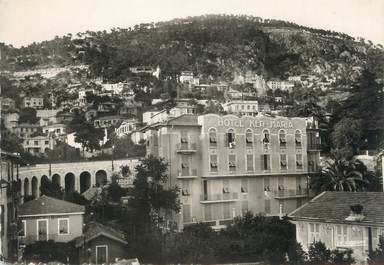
[1,14,384,84]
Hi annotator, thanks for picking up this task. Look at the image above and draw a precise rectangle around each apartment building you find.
[22,135,55,155]
[144,114,321,230]
[0,151,20,261]
[14,124,42,138]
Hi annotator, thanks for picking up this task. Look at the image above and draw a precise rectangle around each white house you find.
[223,100,259,116]
[289,192,384,264]
[115,119,138,138]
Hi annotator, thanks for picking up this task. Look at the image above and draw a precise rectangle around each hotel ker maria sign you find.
[198,114,307,132]
[217,118,294,129]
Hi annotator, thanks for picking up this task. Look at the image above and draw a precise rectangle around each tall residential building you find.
[0,151,21,261]
[144,114,321,230]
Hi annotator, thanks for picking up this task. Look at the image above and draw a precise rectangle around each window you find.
[242,201,249,215]
[245,129,253,147]
[280,154,287,170]
[58,218,69,235]
[228,154,236,172]
[295,130,302,148]
[210,154,218,172]
[183,205,191,223]
[19,220,26,237]
[96,245,108,265]
[265,199,271,214]
[37,219,48,241]
[227,129,236,148]
[335,225,348,245]
[223,180,230,193]
[261,154,271,171]
[34,141,39,145]
[246,154,254,171]
[181,155,189,176]
[296,154,303,170]
[262,130,270,143]
[182,181,190,196]
[241,178,248,193]
[209,128,217,147]
[308,223,320,242]
[308,160,315,172]
[223,204,230,219]
[279,130,287,148]
[45,141,49,145]
[204,205,212,221]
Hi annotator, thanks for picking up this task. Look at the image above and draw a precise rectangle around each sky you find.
[0,0,383,47]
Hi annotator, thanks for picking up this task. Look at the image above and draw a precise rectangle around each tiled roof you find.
[289,192,384,225]
[77,222,127,245]
[19,195,85,216]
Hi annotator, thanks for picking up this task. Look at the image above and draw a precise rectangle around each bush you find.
[23,241,77,263]
[369,235,384,265]
[331,248,354,265]
[308,241,331,265]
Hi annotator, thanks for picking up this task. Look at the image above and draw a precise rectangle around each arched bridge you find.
[18,158,140,198]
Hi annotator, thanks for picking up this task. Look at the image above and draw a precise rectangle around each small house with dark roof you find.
[289,191,384,263]
[75,222,128,264]
[19,196,85,245]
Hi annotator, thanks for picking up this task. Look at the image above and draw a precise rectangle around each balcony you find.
[200,192,239,203]
[176,143,197,153]
[178,168,198,178]
[274,189,309,199]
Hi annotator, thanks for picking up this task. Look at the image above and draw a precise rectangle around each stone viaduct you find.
[18,158,140,198]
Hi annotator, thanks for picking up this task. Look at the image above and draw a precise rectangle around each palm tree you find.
[310,159,378,193]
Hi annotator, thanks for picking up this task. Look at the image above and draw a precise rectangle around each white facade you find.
[180,71,194,84]
[23,135,55,154]
[101,83,124,94]
[23,97,44,109]
[115,120,138,138]
[266,80,295,92]
[43,123,66,136]
[223,100,259,116]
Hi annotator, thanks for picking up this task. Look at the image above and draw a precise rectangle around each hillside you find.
[1,14,384,84]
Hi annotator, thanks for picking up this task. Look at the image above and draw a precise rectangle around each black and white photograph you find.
[0,0,383,264]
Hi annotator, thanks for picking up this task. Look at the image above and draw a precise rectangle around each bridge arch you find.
[80,171,91,193]
[65,173,75,195]
[40,175,50,196]
[52,174,61,187]
[31,176,38,198]
[95,170,108,187]
[24,178,30,197]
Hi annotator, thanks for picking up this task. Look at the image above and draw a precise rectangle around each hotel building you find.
[144,114,321,230]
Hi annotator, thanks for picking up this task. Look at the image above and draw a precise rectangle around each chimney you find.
[345,204,365,221]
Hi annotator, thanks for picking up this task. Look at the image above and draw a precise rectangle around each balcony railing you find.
[178,168,198,177]
[307,143,322,151]
[200,192,239,203]
[274,189,309,199]
[176,143,197,153]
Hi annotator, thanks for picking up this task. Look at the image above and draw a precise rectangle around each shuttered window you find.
[246,154,254,171]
